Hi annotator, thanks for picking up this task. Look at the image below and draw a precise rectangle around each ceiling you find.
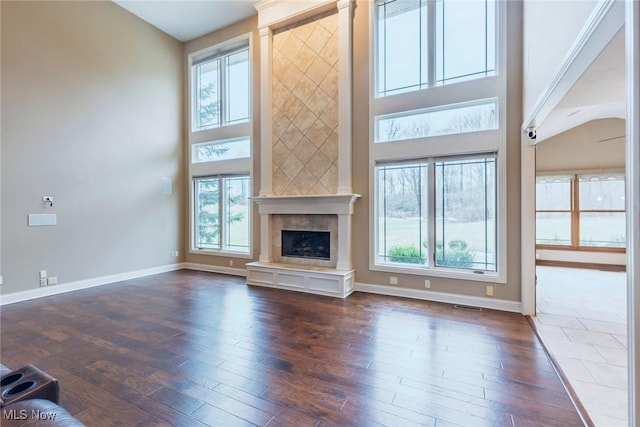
[536,29,626,142]
[113,0,259,42]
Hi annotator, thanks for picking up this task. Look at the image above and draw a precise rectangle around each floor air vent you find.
[454,304,483,311]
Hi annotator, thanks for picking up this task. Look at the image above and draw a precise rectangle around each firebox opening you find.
[281,230,330,260]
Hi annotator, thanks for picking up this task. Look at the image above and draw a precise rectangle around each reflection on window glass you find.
[376,100,497,142]
[536,176,571,210]
[376,0,495,97]
[435,157,496,271]
[579,175,625,210]
[579,212,626,248]
[377,163,428,265]
[536,212,572,246]
[194,175,250,254]
[192,46,249,131]
[193,137,251,163]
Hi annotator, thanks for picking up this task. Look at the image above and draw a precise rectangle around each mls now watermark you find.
[3,408,58,421]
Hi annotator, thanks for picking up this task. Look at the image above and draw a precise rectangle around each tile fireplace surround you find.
[247,0,360,298]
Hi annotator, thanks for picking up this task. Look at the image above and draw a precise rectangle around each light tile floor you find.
[533,266,628,427]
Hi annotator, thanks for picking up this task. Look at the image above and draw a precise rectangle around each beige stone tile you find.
[319,100,338,130]
[272,108,291,139]
[613,334,627,349]
[306,119,332,147]
[292,75,317,105]
[272,167,289,195]
[280,153,304,181]
[290,46,317,74]
[272,53,292,81]
[576,308,626,324]
[280,62,304,92]
[306,23,332,54]
[306,56,332,85]
[318,131,338,163]
[280,94,304,122]
[307,150,331,178]
[542,335,607,363]
[272,29,290,53]
[562,327,626,349]
[293,168,317,194]
[319,71,338,100]
[311,180,329,195]
[293,137,317,164]
[319,32,338,67]
[272,141,291,167]
[588,413,627,427]
[292,19,315,44]
[272,80,291,111]
[319,163,338,193]
[293,105,317,133]
[306,86,332,117]
[281,123,304,151]
[317,10,338,33]
[280,31,304,59]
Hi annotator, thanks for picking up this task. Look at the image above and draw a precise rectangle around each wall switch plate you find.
[39,270,47,278]
[389,276,398,285]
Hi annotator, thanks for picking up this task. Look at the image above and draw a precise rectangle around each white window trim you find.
[368,0,507,284]
[188,33,254,258]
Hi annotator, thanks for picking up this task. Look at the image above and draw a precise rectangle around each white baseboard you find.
[355,282,522,313]
[182,262,247,277]
[0,263,182,306]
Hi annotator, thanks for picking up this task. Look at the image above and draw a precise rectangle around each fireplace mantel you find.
[251,194,361,215]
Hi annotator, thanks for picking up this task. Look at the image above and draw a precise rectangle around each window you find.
[376,155,496,272]
[536,174,626,249]
[375,99,497,143]
[375,0,496,97]
[194,175,251,253]
[192,44,249,131]
[188,35,252,257]
[371,0,504,281]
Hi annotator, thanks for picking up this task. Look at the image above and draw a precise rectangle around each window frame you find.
[188,34,254,258]
[369,0,507,283]
[193,174,252,255]
[536,172,626,252]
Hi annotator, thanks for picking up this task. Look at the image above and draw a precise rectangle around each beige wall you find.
[0,1,184,294]
[183,17,262,270]
[536,118,625,172]
[523,0,599,119]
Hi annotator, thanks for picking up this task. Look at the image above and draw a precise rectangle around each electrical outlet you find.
[229,260,234,266]
[47,277,58,286]
[389,276,398,285]
[39,270,47,279]
[39,278,47,287]
[486,285,494,297]
[424,279,431,289]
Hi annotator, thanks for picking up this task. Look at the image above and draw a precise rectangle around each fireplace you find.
[282,230,330,260]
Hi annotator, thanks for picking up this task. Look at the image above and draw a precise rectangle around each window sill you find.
[536,244,626,253]
[370,263,505,284]
[190,248,253,259]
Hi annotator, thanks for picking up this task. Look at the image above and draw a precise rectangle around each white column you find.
[520,141,536,316]
[336,213,353,270]
[259,26,273,196]
[259,213,271,263]
[336,0,353,194]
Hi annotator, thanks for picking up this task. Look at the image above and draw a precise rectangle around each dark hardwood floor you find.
[0,270,583,426]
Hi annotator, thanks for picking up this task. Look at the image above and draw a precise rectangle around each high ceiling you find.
[113,0,259,42]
